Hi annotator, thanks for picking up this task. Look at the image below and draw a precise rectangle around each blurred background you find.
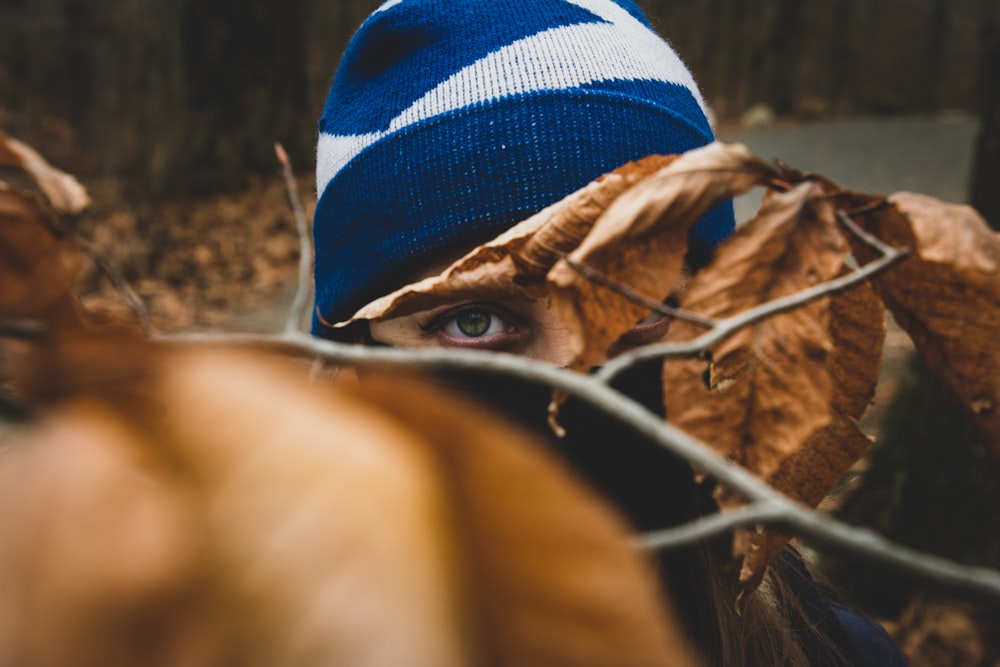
[2,1,1000,664]
[0,0,997,195]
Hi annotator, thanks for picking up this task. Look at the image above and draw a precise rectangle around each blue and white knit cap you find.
[313,0,734,333]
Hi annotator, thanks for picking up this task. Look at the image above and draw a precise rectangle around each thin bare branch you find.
[638,499,1000,601]
[594,220,908,382]
[782,506,1000,600]
[0,319,46,340]
[157,328,1000,602]
[0,391,32,423]
[839,198,891,219]
[76,236,152,334]
[835,209,899,256]
[637,502,788,550]
[558,253,717,328]
[274,143,313,334]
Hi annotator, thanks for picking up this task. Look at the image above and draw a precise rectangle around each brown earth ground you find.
[77,173,312,333]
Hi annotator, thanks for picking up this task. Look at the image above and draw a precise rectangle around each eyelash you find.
[413,296,676,353]
[418,303,526,350]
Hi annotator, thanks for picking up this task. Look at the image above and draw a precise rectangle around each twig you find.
[274,143,313,334]
[144,189,978,598]
[76,236,152,334]
[637,502,788,550]
[0,319,46,341]
[638,499,1000,601]
[594,211,909,382]
[156,328,1000,601]
[835,209,899,256]
[840,199,891,219]
[0,389,32,423]
[781,506,1000,600]
[558,254,717,328]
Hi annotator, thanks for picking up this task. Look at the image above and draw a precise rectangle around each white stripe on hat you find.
[317,0,706,195]
[371,0,405,16]
[316,132,382,199]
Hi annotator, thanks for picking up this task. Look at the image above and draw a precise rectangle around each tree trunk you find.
[0,0,997,193]
[0,0,381,196]
[971,21,1000,231]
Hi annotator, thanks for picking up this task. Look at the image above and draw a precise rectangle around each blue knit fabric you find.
[313,0,735,332]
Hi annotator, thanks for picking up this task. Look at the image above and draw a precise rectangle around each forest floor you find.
[73,113,990,666]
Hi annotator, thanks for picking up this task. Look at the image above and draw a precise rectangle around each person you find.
[311,1,910,665]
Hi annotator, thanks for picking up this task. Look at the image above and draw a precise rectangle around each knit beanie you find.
[313,0,735,333]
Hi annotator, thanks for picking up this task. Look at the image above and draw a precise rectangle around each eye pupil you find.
[456,309,491,337]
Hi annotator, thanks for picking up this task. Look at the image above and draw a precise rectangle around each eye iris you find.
[456,310,491,337]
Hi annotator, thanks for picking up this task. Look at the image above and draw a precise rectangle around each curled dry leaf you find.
[354,373,702,667]
[824,280,887,420]
[0,183,84,326]
[0,354,466,667]
[0,345,701,667]
[853,193,1000,455]
[0,183,150,413]
[738,282,885,589]
[0,405,204,667]
[548,142,776,374]
[660,183,859,590]
[763,280,884,507]
[0,129,90,214]
[338,154,677,326]
[662,183,848,482]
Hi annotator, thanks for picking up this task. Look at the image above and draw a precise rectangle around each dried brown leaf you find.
[0,129,90,214]
[760,279,885,508]
[737,283,884,590]
[767,417,874,511]
[149,352,470,667]
[662,183,849,483]
[548,143,776,373]
[825,280,886,420]
[338,155,676,326]
[733,524,792,596]
[735,418,874,591]
[0,358,467,667]
[0,345,702,667]
[892,597,987,666]
[354,373,703,667]
[855,193,1000,454]
[0,183,84,324]
[0,406,205,667]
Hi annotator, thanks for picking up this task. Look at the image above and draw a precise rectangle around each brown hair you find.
[646,467,855,667]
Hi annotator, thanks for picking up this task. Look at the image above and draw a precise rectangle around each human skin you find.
[367,263,687,364]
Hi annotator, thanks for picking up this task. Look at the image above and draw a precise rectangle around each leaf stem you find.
[557,253,717,328]
[594,216,909,382]
[637,502,788,550]
[835,209,901,257]
[0,319,46,340]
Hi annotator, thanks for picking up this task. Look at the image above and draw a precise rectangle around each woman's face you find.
[367,261,684,365]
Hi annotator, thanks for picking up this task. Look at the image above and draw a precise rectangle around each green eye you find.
[455,309,492,337]
[432,304,510,343]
